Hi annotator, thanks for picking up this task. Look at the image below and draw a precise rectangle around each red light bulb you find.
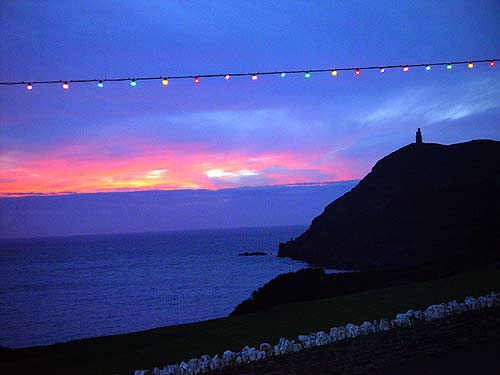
[194,76,200,84]
[490,60,495,67]
[62,81,69,90]
[355,69,360,76]
[403,66,409,72]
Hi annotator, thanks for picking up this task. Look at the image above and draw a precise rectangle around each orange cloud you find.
[0,137,359,196]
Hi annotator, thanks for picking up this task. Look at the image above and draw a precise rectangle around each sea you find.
[0,225,319,348]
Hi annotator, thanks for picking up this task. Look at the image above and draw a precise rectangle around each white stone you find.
[260,342,273,356]
[477,296,489,308]
[424,304,447,321]
[235,354,243,365]
[359,321,374,335]
[222,350,234,367]
[209,355,220,371]
[179,361,188,374]
[371,320,380,332]
[162,364,178,375]
[393,313,412,327]
[379,319,391,331]
[465,296,477,310]
[345,323,360,337]
[447,300,460,315]
[413,310,424,321]
[315,331,331,345]
[199,356,210,373]
[278,337,291,354]
[308,333,317,346]
[241,346,251,363]
[248,347,257,362]
[489,292,500,306]
[187,358,200,374]
[298,334,312,348]
[256,350,265,360]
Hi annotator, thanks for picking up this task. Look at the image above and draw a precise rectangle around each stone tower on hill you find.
[416,128,423,144]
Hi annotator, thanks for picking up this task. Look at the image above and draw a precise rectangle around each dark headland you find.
[278,139,500,270]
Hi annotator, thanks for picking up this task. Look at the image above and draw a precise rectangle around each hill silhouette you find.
[278,140,500,270]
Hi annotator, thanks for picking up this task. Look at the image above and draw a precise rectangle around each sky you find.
[1,1,500,236]
[0,181,357,238]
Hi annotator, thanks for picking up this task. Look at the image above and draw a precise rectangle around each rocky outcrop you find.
[278,140,500,269]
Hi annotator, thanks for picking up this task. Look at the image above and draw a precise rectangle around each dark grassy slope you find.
[1,263,499,375]
[230,259,476,315]
[278,140,500,269]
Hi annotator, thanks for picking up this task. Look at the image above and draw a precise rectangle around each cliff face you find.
[278,140,500,270]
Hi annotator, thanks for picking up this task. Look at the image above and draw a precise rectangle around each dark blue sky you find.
[0,181,357,238]
[0,1,499,236]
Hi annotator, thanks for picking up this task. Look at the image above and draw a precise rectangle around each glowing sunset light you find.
[205,169,258,178]
[0,137,359,196]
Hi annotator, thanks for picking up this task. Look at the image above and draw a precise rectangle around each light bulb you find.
[446,63,452,70]
[130,79,137,87]
[194,76,200,84]
[490,60,495,67]
[331,70,338,77]
[380,68,385,73]
[225,74,231,81]
[251,74,258,81]
[355,68,360,76]
[62,81,69,90]
[27,83,33,91]
[467,62,473,69]
[304,72,311,78]
[162,78,169,86]
[97,80,104,88]
[280,72,286,78]
[403,66,409,72]
[425,65,431,71]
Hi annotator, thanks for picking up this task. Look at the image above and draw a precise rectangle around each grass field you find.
[2,263,499,375]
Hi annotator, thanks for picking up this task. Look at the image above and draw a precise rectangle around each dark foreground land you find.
[210,304,500,375]
[1,263,499,375]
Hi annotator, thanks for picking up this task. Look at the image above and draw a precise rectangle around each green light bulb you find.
[304,72,311,78]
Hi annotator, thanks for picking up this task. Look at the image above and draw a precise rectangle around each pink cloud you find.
[0,136,361,196]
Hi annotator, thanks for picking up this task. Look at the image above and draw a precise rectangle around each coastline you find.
[2,263,499,375]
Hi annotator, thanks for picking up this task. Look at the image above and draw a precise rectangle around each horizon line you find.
[0,179,360,199]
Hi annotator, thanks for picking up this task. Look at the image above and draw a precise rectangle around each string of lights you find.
[0,59,497,91]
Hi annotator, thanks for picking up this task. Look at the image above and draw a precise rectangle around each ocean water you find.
[0,225,313,348]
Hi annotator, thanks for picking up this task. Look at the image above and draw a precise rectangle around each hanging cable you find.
[0,58,497,90]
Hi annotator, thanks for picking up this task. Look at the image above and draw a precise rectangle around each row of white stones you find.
[134,291,499,375]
